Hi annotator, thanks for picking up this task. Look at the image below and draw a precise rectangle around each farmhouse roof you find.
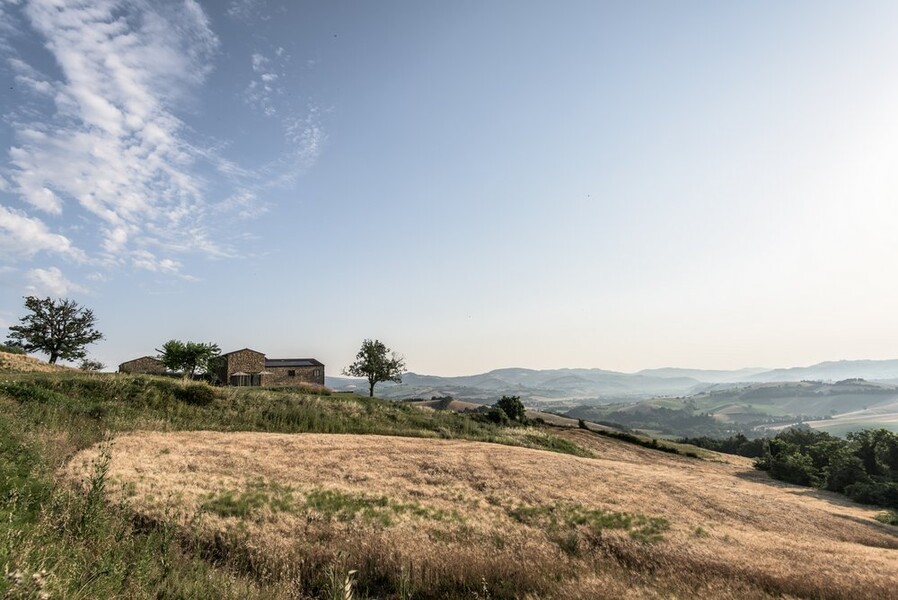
[264,358,324,368]
[222,348,265,356]
[121,356,162,363]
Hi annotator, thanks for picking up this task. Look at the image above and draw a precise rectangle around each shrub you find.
[824,452,869,493]
[79,358,105,371]
[495,395,525,422]
[0,343,25,354]
[875,510,898,526]
[174,383,217,406]
[768,452,819,487]
[844,481,898,509]
[483,407,510,425]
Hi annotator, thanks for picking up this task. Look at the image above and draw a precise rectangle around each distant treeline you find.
[683,428,898,509]
[569,406,742,438]
[678,433,765,458]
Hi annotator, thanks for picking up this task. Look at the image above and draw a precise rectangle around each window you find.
[313,369,320,377]
[288,369,296,377]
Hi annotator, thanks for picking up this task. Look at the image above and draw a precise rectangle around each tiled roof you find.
[264,358,324,368]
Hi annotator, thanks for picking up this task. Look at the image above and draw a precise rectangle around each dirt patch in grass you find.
[65,431,898,599]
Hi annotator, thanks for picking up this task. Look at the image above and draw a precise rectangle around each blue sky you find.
[2,0,898,375]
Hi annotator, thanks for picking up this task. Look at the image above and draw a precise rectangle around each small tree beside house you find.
[343,339,406,397]
[157,339,221,380]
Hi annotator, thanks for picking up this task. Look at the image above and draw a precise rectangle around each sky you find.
[2,0,898,376]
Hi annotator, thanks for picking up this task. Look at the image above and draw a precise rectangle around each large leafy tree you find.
[156,339,221,380]
[496,395,526,422]
[343,338,406,397]
[6,296,104,364]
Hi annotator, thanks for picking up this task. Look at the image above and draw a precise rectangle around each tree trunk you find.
[48,352,58,364]
[369,380,375,397]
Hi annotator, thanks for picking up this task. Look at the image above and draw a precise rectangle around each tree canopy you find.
[156,339,221,380]
[753,426,898,508]
[6,296,104,364]
[496,395,526,421]
[343,339,406,397]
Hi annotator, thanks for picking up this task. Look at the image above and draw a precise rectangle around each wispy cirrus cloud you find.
[243,45,325,186]
[0,0,326,297]
[0,0,223,272]
[245,51,282,117]
[226,0,263,23]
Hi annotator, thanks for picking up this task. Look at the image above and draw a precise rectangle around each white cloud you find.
[219,189,267,220]
[25,266,87,296]
[1,0,326,289]
[1,0,221,274]
[243,44,325,181]
[279,106,325,181]
[227,0,261,22]
[131,249,181,274]
[245,51,283,117]
[0,205,85,260]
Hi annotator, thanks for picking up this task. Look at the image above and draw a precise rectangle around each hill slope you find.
[0,351,72,373]
[3,362,897,599]
[67,429,898,599]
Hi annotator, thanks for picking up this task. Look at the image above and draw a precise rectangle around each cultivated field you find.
[67,429,898,599]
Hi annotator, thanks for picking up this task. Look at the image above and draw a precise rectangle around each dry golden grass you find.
[66,429,898,599]
[0,351,72,373]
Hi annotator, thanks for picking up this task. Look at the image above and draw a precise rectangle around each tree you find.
[496,395,526,422]
[156,339,221,380]
[6,296,104,364]
[79,358,106,371]
[343,339,406,397]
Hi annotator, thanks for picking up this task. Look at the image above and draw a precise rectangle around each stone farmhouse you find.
[118,348,325,388]
[217,348,325,387]
[118,356,166,375]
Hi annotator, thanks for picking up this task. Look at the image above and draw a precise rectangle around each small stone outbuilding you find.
[216,348,325,388]
[118,356,166,375]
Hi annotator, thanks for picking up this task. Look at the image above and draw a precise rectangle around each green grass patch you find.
[304,488,459,526]
[875,510,898,526]
[508,502,669,546]
[201,480,297,518]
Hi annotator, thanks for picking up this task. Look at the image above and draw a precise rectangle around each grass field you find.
[2,361,897,599]
[62,429,898,599]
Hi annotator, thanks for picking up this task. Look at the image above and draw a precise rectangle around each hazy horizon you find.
[2,1,898,376]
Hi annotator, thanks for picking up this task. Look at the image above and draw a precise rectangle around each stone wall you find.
[263,365,325,387]
[118,356,166,374]
[219,349,266,384]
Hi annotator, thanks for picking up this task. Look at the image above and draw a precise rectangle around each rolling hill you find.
[66,428,898,599]
[328,359,898,409]
[566,379,898,437]
[2,354,897,598]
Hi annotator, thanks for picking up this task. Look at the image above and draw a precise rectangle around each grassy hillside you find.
[0,368,592,599]
[2,363,897,598]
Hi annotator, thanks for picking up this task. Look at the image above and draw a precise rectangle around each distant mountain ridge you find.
[742,359,898,383]
[326,359,898,406]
